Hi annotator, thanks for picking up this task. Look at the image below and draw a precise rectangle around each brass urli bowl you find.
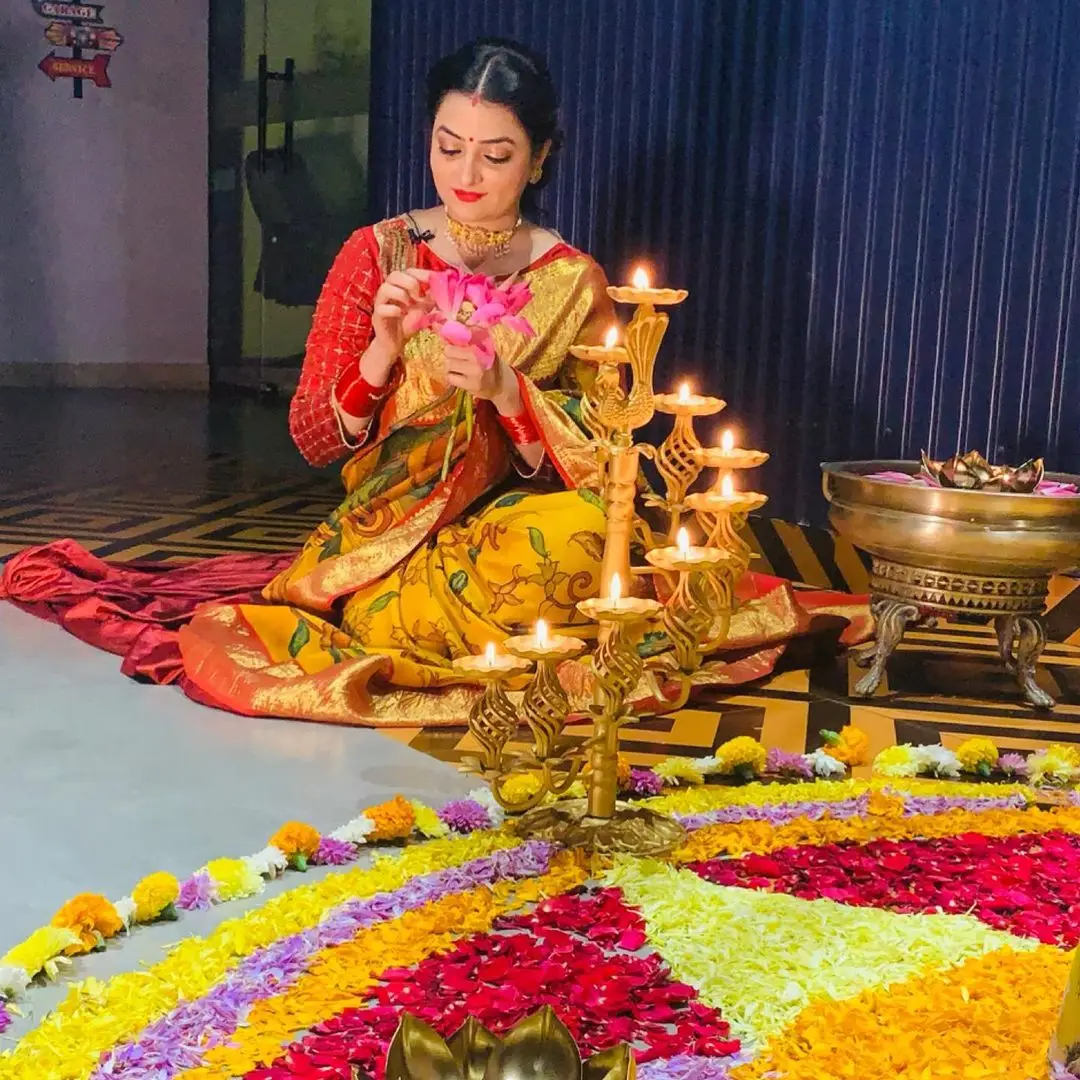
[821,460,1080,709]
[822,459,1080,577]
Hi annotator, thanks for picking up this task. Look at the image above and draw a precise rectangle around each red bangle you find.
[496,409,540,446]
[335,365,390,420]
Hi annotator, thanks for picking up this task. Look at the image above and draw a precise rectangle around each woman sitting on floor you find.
[0,39,866,726]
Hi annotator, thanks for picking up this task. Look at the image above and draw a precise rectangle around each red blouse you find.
[289,223,576,468]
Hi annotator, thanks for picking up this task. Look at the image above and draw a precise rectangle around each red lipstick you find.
[453,189,484,203]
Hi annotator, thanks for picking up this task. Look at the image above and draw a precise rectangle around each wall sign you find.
[33,0,121,98]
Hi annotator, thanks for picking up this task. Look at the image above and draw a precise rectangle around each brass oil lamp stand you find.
[457,270,769,854]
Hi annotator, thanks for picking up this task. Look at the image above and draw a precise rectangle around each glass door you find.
[208,0,372,391]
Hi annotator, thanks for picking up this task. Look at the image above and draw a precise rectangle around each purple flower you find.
[437,799,492,833]
[997,752,1029,777]
[627,768,665,796]
[765,748,814,779]
[176,871,217,912]
[638,1053,747,1080]
[0,1001,12,1036]
[312,836,357,866]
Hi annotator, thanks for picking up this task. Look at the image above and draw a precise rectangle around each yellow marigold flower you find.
[499,773,542,805]
[654,756,706,785]
[50,894,124,955]
[269,821,321,859]
[409,800,448,839]
[1,926,81,979]
[715,737,767,776]
[955,736,999,774]
[873,744,921,778]
[131,872,180,923]
[822,725,870,766]
[206,858,264,902]
[365,794,417,841]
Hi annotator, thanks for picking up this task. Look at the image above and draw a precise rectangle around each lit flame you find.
[604,325,619,349]
[484,642,496,666]
[677,528,690,557]
[721,473,735,498]
[721,429,734,453]
[678,382,691,404]
[609,572,622,604]
[631,266,650,290]
[536,619,549,648]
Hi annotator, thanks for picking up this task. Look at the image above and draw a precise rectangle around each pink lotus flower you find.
[409,268,535,369]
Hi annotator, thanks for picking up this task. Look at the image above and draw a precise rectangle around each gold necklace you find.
[444,210,522,262]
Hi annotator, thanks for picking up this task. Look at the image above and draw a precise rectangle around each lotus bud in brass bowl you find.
[920,449,1044,493]
[378,1009,636,1080]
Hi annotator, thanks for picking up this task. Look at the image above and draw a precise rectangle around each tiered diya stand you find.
[456,269,769,854]
[822,457,1080,709]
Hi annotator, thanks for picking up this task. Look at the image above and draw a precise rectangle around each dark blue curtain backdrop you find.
[370,0,1080,524]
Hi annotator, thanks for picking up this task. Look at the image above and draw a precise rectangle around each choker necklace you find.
[445,210,522,262]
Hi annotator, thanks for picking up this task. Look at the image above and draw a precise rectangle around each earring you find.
[529,163,543,185]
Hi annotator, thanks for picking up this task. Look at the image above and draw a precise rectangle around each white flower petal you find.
[329,814,376,845]
[805,749,846,778]
[0,965,31,998]
[467,787,505,828]
[113,896,137,929]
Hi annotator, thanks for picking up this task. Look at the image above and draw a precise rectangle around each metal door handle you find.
[256,55,296,170]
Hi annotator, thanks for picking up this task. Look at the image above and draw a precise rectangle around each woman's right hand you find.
[370,268,432,364]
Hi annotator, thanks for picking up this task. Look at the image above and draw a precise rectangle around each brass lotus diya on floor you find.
[822,456,1080,709]
[381,1008,635,1080]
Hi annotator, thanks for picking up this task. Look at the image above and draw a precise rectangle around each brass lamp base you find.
[513,798,687,855]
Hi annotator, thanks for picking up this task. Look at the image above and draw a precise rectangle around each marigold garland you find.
[733,944,1070,1079]
[0,790,500,1005]
[0,831,520,1080]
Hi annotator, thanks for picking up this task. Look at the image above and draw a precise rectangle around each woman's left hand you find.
[442,345,521,415]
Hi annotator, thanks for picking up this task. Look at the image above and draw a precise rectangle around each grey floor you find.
[0,598,474,1037]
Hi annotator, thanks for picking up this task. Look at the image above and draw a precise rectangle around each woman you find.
[1,39,867,727]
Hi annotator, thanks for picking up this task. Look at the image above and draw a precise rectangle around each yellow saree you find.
[178,217,616,726]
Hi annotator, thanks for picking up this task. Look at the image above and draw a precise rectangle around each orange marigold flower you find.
[822,724,870,766]
[269,821,321,859]
[365,795,417,841]
[50,893,124,955]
